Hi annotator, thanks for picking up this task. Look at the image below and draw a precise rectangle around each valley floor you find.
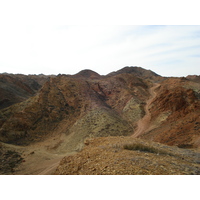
[0,136,76,175]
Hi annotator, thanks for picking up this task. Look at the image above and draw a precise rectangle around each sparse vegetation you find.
[54,137,200,175]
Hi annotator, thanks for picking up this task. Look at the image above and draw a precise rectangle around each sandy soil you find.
[1,133,77,175]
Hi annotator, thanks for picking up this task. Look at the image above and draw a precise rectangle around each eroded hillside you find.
[0,66,200,175]
[140,77,200,148]
[0,67,153,148]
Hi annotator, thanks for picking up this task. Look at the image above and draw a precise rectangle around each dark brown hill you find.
[73,69,101,79]
[186,75,200,83]
[0,73,51,110]
[106,66,162,81]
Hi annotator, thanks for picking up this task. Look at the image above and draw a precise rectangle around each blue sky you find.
[0,1,199,77]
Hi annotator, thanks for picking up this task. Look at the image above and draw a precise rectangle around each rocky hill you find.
[0,66,200,175]
[186,75,200,83]
[107,66,165,82]
[0,69,151,146]
[0,73,52,110]
[140,77,200,148]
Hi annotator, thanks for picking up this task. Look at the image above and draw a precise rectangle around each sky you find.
[0,1,200,77]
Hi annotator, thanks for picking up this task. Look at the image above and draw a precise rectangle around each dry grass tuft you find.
[123,142,168,155]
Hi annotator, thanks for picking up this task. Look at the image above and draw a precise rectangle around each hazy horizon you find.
[0,65,199,78]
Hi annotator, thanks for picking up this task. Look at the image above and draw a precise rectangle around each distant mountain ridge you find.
[73,69,101,79]
[107,66,160,78]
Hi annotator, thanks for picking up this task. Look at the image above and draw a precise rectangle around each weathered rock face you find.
[0,68,154,146]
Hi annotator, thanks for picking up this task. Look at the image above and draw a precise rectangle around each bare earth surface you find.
[132,83,160,138]
[54,136,200,175]
[0,134,76,175]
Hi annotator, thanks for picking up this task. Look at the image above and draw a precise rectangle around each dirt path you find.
[13,147,65,175]
[132,83,160,138]
[3,133,75,175]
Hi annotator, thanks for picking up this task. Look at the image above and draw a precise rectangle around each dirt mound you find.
[54,136,200,175]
